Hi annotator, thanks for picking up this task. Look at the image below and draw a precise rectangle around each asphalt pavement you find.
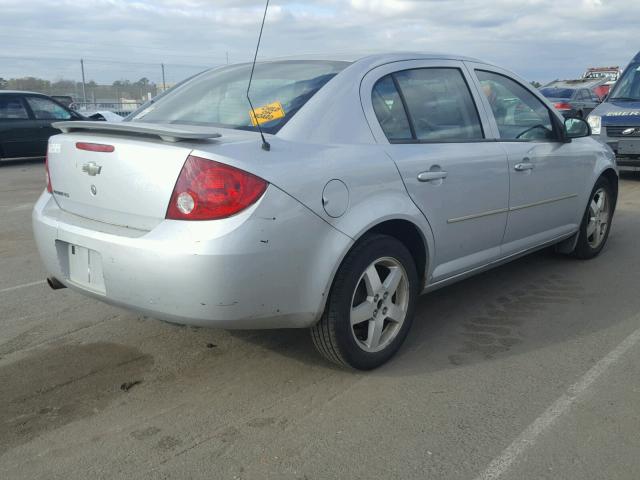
[1,160,639,480]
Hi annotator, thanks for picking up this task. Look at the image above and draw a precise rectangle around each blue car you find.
[588,51,640,170]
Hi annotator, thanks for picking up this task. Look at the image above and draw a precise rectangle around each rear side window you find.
[25,96,72,120]
[372,68,484,142]
[476,70,555,141]
[0,97,29,120]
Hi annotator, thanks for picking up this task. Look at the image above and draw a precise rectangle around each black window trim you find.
[390,74,416,140]
[373,66,488,145]
[474,68,565,143]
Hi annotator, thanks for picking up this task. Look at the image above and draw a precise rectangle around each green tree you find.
[0,77,7,89]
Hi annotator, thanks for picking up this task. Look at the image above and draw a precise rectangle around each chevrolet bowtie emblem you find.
[82,162,102,176]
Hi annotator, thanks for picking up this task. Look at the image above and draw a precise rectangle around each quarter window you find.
[372,68,484,142]
[476,70,555,141]
[25,96,72,120]
[0,97,29,120]
[371,75,413,141]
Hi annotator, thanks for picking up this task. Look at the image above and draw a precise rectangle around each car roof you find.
[222,52,493,83]
[633,51,640,62]
[0,90,48,96]
[265,51,483,63]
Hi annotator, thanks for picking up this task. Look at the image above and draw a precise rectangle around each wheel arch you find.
[600,167,619,209]
[366,219,429,286]
[327,216,432,298]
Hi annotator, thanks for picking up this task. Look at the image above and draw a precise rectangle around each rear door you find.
[469,65,593,255]
[0,95,42,159]
[361,60,510,282]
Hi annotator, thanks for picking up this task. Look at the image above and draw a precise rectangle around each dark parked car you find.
[540,85,601,118]
[0,91,83,162]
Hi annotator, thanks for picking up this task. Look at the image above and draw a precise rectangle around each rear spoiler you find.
[52,121,222,143]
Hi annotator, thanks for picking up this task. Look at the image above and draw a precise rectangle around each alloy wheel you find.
[587,187,609,249]
[350,257,410,353]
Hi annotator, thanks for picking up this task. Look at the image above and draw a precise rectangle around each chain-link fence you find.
[0,55,220,112]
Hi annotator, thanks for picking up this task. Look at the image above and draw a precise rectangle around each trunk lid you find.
[47,130,199,231]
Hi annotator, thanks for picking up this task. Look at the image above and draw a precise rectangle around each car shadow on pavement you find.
[231,238,630,377]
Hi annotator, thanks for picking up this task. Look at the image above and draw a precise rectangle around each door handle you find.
[418,170,448,182]
[514,161,534,172]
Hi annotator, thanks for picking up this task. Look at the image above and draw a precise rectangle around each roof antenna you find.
[247,0,271,152]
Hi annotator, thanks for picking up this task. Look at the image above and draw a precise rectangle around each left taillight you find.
[166,155,268,221]
[45,154,52,193]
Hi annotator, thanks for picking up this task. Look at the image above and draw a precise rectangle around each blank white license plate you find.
[68,244,106,294]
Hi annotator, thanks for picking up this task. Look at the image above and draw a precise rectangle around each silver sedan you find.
[33,53,617,369]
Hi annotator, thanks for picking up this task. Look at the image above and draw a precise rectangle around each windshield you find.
[608,63,640,100]
[540,87,573,99]
[131,60,349,133]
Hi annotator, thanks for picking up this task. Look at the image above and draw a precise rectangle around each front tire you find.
[311,234,419,370]
[571,176,614,259]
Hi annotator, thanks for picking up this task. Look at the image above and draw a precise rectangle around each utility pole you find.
[226,51,229,64]
[161,63,166,91]
[80,58,87,104]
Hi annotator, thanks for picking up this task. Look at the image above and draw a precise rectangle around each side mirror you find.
[565,117,591,139]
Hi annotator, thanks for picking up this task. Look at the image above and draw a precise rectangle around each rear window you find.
[540,88,574,99]
[131,60,349,133]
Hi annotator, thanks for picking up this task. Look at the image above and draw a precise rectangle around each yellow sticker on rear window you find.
[250,101,286,126]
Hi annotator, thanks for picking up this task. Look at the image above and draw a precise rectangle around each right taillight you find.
[166,155,268,221]
[45,154,52,193]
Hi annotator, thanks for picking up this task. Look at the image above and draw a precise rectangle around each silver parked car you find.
[34,53,617,369]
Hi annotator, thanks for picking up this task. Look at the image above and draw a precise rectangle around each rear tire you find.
[571,176,614,259]
[311,234,419,370]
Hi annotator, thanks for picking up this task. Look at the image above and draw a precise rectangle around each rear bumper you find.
[32,187,352,329]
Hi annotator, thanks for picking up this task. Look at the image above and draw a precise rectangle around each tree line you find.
[0,76,159,102]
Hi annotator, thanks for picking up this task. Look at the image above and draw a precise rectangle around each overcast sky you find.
[1,0,639,85]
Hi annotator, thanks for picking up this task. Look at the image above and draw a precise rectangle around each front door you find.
[471,67,594,256]
[361,61,510,282]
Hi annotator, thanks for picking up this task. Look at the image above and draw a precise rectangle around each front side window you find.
[371,68,484,142]
[0,97,29,120]
[476,70,555,141]
[25,96,72,120]
[132,60,349,133]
